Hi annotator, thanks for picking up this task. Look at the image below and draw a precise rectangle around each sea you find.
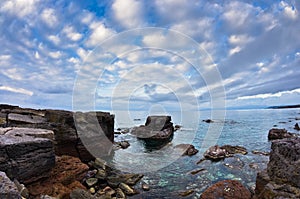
[108,108,300,198]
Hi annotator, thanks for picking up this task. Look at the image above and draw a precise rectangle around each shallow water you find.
[110,108,300,198]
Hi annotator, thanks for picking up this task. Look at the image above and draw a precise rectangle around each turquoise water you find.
[111,109,300,198]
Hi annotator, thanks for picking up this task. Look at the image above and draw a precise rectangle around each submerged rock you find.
[200,180,251,199]
[204,145,227,160]
[179,189,194,197]
[131,116,174,149]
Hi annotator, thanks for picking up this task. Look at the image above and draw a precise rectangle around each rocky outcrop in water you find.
[0,104,114,162]
[267,128,296,140]
[255,137,300,198]
[0,127,55,184]
[131,116,174,148]
[200,180,251,199]
[203,145,247,161]
[174,144,199,156]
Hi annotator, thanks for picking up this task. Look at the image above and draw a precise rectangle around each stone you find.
[220,145,248,155]
[179,189,194,197]
[174,125,182,131]
[200,180,251,199]
[190,168,206,175]
[295,123,300,130]
[0,171,22,199]
[267,137,300,187]
[203,145,227,160]
[70,188,96,199]
[254,137,300,198]
[27,155,89,198]
[116,188,126,199]
[86,178,98,187]
[203,119,213,123]
[131,116,174,149]
[268,128,295,140]
[119,183,138,196]
[175,144,199,156]
[0,128,55,184]
[252,150,270,156]
[142,183,150,191]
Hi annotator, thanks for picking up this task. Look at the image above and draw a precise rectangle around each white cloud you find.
[85,21,115,47]
[2,68,23,81]
[280,1,298,20]
[49,51,62,59]
[62,25,83,41]
[0,85,33,96]
[35,51,40,59]
[41,8,58,27]
[0,0,40,18]
[228,34,254,46]
[229,46,241,56]
[112,0,144,28]
[47,35,60,45]
[237,88,300,100]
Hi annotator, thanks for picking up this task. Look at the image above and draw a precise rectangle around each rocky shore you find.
[1,104,300,198]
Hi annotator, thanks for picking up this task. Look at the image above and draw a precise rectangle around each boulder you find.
[174,144,199,156]
[0,128,55,184]
[0,171,22,199]
[220,145,248,155]
[200,180,251,199]
[203,145,227,160]
[268,128,295,140]
[255,137,300,198]
[295,123,300,131]
[131,116,174,148]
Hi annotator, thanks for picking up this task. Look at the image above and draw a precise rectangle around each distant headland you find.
[268,104,300,109]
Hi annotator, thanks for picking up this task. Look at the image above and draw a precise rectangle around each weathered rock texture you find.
[131,116,174,148]
[268,128,296,140]
[0,171,22,199]
[27,155,89,199]
[200,180,251,199]
[203,145,247,161]
[0,104,114,162]
[255,137,300,198]
[0,128,55,184]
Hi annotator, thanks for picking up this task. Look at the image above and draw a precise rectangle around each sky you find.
[0,0,299,111]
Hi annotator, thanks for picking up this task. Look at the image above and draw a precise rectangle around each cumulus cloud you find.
[85,21,115,47]
[111,0,144,28]
[0,0,40,18]
[41,8,58,27]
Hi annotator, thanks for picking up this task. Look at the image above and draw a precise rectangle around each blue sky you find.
[0,0,299,111]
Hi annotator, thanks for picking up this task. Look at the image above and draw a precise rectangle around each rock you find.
[190,168,206,175]
[70,188,96,199]
[252,150,270,156]
[115,188,126,199]
[196,158,206,165]
[14,179,29,198]
[142,183,150,191]
[203,145,227,160]
[200,180,251,199]
[179,189,194,197]
[102,186,115,196]
[27,155,89,198]
[131,116,174,149]
[0,128,55,184]
[115,141,130,149]
[175,144,199,156]
[254,137,300,198]
[119,183,138,196]
[174,125,182,131]
[107,174,143,187]
[295,123,300,130]
[86,178,98,187]
[0,171,22,199]
[267,137,300,187]
[268,128,295,140]
[220,145,248,155]
[0,105,115,162]
[89,187,96,194]
[203,119,213,123]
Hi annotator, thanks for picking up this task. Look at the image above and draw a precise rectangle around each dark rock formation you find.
[0,128,55,184]
[268,128,296,140]
[203,145,247,161]
[295,123,300,130]
[200,180,251,199]
[0,171,22,199]
[0,104,115,162]
[174,144,199,156]
[255,137,300,198]
[131,116,174,148]
[203,119,213,123]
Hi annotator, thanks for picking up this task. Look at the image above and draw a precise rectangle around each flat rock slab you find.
[0,128,55,184]
[0,171,22,199]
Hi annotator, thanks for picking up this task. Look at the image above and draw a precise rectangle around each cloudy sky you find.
[0,0,299,111]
